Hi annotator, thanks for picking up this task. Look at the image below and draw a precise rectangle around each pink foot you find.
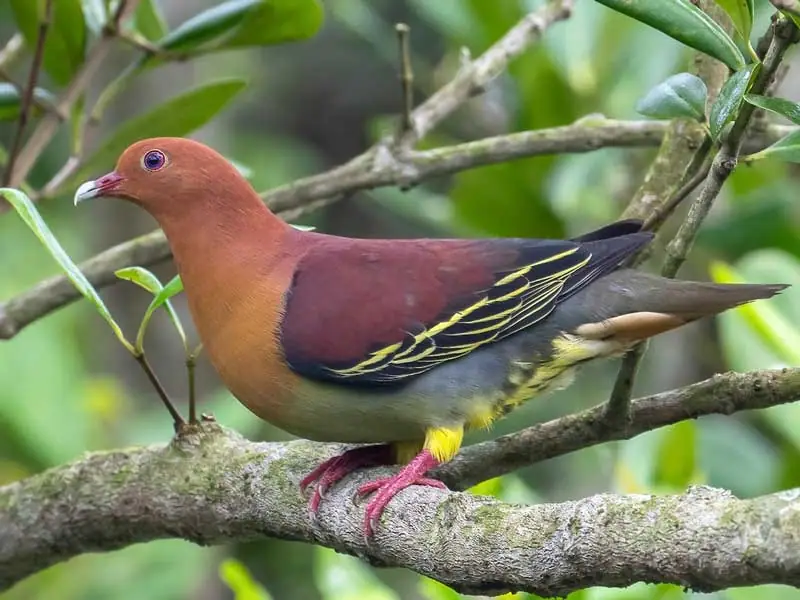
[355,450,445,538]
[300,445,392,514]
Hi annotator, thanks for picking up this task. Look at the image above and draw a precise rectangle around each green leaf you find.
[746,130,800,163]
[144,0,323,66]
[0,83,57,121]
[654,420,697,488]
[71,79,248,185]
[10,0,87,86]
[635,72,707,120]
[1,187,134,353]
[132,0,168,41]
[219,559,273,600]
[744,94,800,125]
[114,268,186,354]
[708,62,758,141]
[716,0,754,41]
[593,0,746,71]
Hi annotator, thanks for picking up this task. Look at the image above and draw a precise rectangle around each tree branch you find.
[0,119,792,341]
[2,367,799,595]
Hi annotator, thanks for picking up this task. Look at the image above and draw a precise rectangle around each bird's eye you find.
[142,150,166,172]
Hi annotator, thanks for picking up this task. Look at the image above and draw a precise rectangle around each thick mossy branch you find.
[2,368,800,595]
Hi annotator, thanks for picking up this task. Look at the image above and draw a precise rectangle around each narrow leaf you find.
[0,84,57,121]
[716,0,754,41]
[745,130,800,163]
[709,62,758,141]
[10,0,87,85]
[635,72,707,120]
[71,79,248,185]
[115,268,186,353]
[143,0,323,67]
[1,188,134,353]
[594,0,746,71]
[744,94,800,125]
[133,0,168,41]
[115,266,167,295]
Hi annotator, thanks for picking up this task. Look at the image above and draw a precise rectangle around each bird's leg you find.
[356,449,446,538]
[300,444,393,513]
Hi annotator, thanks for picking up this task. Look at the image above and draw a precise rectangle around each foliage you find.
[2,0,800,599]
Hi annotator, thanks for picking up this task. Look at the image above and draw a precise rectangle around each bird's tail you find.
[569,269,789,342]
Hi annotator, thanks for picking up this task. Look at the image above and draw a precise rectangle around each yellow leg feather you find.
[424,425,464,462]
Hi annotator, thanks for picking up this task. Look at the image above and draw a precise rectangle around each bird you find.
[74,137,788,538]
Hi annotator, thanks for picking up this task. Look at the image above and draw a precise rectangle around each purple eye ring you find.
[142,149,166,171]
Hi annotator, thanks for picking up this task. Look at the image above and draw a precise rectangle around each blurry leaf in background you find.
[1,188,134,354]
[653,420,700,489]
[715,0,755,43]
[148,0,323,64]
[592,0,746,71]
[0,84,57,121]
[314,547,399,600]
[710,257,800,366]
[131,0,168,42]
[418,578,460,600]
[634,72,707,121]
[2,539,213,600]
[10,0,86,85]
[70,78,248,187]
[709,62,759,141]
[219,559,273,600]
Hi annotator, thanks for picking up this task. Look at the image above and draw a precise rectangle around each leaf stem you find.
[134,352,184,429]
[3,0,54,187]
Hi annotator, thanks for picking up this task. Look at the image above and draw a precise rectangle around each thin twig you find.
[3,0,54,187]
[641,139,715,233]
[134,353,184,429]
[395,23,414,137]
[187,353,197,425]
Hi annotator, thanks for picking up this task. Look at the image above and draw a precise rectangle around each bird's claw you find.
[300,445,393,520]
[355,450,444,539]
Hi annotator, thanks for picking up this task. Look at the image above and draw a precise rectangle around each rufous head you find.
[73,137,263,222]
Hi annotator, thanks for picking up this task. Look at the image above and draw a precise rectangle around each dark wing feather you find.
[281,222,652,386]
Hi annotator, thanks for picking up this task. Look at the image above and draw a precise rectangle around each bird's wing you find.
[280,221,652,386]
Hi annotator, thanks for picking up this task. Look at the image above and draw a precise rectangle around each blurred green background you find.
[2,1,800,599]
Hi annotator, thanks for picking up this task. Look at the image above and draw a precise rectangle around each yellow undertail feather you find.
[393,334,628,466]
[467,333,629,435]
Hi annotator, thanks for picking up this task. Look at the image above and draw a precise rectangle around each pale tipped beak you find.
[73,171,125,205]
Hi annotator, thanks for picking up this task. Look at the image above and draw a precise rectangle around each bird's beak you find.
[73,171,125,206]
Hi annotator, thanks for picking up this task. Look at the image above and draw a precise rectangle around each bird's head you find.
[73,137,260,222]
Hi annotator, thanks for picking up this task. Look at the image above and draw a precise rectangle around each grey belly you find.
[282,330,555,443]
